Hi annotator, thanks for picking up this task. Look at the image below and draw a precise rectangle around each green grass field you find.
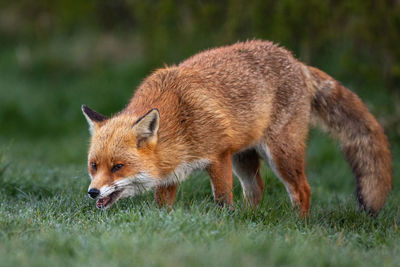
[0,43,399,267]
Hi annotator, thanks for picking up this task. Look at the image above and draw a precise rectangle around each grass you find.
[0,40,399,267]
[0,136,399,267]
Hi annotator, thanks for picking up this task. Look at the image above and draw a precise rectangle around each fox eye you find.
[91,162,97,171]
[111,164,124,173]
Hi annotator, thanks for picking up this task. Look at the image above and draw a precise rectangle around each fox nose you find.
[88,188,100,199]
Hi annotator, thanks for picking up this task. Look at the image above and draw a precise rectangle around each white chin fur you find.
[96,159,210,206]
[99,172,159,200]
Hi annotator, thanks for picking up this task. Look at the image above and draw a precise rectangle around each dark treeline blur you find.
[1,0,399,89]
[0,0,399,139]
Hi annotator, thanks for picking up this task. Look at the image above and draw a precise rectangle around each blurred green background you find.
[0,0,399,144]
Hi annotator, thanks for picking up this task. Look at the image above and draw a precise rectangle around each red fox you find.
[82,40,392,216]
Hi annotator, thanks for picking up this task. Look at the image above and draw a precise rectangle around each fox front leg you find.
[154,183,178,207]
[207,151,234,209]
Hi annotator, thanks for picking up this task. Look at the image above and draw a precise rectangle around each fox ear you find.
[133,108,160,148]
[81,105,107,134]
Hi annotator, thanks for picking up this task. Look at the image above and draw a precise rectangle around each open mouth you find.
[96,190,122,209]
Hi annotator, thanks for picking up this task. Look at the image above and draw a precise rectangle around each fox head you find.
[82,105,162,209]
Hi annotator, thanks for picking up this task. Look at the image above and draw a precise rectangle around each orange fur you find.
[154,183,177,207]
[83,40,392,215]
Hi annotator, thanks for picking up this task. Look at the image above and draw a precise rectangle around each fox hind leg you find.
[232,149,265,208]
[257,137,311,217]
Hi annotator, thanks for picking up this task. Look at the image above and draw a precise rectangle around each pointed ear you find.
[133,109,160,148]
[81,105,107,134]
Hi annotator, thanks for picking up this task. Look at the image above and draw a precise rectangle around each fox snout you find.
[88,188,100,199]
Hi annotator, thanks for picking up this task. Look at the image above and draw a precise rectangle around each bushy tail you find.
[305,66,392,215]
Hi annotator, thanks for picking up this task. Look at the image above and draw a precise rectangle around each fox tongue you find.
[96,196,111,208]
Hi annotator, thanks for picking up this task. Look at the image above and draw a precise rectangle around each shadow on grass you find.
[0,163,58,200]
[0,175,55,200]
